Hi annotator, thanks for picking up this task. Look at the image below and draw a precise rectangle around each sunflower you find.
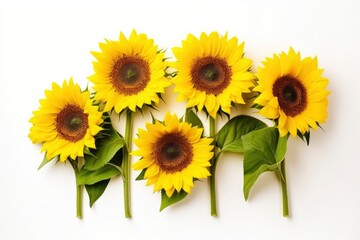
[172,32,255,118]
[89,30,170,113]
[254,48,330,137]
[132,112,214,197]
[29,79,103,162]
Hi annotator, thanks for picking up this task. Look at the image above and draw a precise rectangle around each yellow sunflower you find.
[29,79,103,162]
[172,32,255,118]
[89,30,170,113]
[254,48,330,137]
[132,112,214,197]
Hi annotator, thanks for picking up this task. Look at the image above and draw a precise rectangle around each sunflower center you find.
[273,75,307,117]
[67,116,83,131]
[56,105,89,142]
[110,56,150,96]
[120,63,141,84]
[163,143,181,160]
[200,63,220,82]
[154,133,193,173]
[191,56,232,95]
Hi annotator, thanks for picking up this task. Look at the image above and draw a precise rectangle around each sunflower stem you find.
[122,110,132,218]
[76,184,83,218]
[209,116,218,216]
[69,159,82,219]
[279,159,289,217]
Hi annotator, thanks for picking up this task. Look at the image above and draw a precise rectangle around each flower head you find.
[254,48,330,137]
[29,79,103,161]
[172,32,255,118]
[132,112,214,197]
[89,30,171,113]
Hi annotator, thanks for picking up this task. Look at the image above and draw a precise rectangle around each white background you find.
[1,0,359,239]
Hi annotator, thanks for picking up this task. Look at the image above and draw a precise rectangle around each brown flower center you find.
[154,133,193,173]
[110,56,150,96]
[56,105,89,142]
[273,75,307,117]
[191,56,232,95]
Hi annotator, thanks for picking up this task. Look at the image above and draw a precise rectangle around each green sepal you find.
[242,127,288,200]
[84,147,96,158]
[157,92,166,104]
[215,115,267,153]
[157,48,166,54]
[150,112,157,124]
[192,105,230,120]
[218,110,231,120]
[144,103,159,112]
[85,179,110,207]
[38,153,53,170]
[160,189,188,211]
[184,108,203,129]
[297,130,310,145]
[251,103,263,110]
[165,66,177,78]
[135,168,146,181]
[164,71,177,78]
[76,164,121,185]
[316,122,325,131]
[84,125,125,171]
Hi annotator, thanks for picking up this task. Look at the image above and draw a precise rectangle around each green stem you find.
[209,116,216,140]
[209,116,218,216]
[122,110,132,218]
[280,160,289,217]
[210,152,222,217]
[69,159,82,219]
[76,184,83,218]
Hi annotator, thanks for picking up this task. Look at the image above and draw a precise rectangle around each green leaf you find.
[38,153,52,170]
[76,164,121,185]
[215,115,267,153]
[135,169,146,181]
[185,108,203,128]
[109,147,124,166]
[242,127,288,200]
[84,126,125,171]
[85,179,110,207]
[160,189,188,211]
